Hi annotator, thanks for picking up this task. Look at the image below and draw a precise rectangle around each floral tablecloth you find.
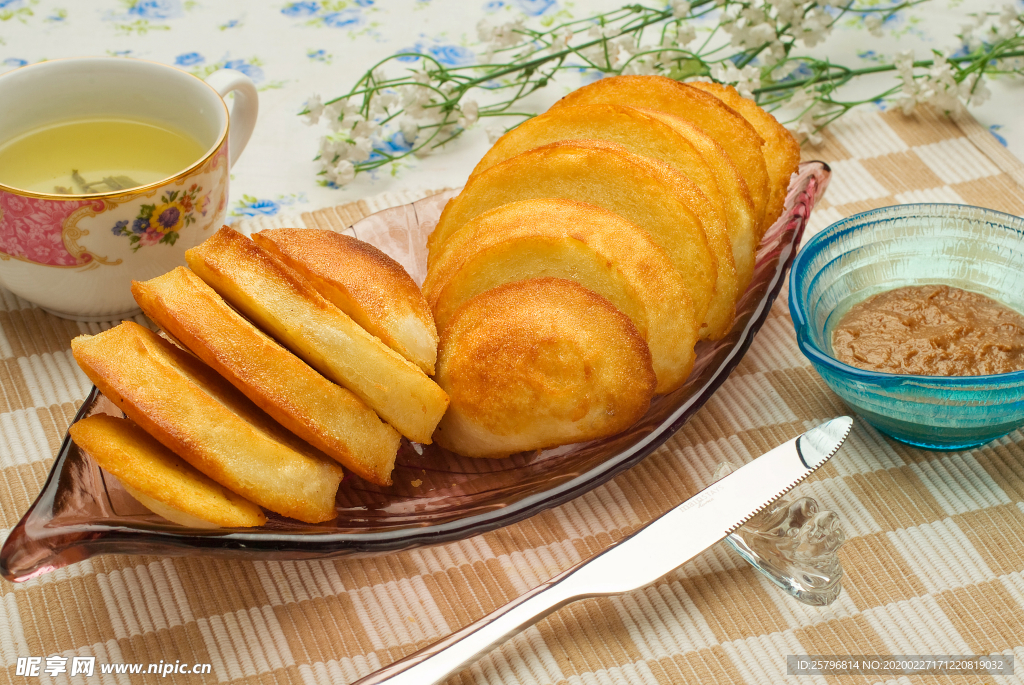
[1,0,1022,218]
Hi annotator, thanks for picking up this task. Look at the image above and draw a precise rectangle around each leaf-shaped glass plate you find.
[1,162,830,582]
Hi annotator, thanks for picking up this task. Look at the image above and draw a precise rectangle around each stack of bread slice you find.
[71,226,449,526]
[428,75,800,458]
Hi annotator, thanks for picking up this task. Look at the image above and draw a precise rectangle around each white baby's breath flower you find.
[478,18,525,49]
[477,18,494,43]
[675,22,697,47]
[587,24,617,40]
[739,5,761,24]
[864,14,884,37]
[959,72,991,107]
[369,91,398,117]
[580,43,606,64]
[895,52,970,115]
[784,98,827,145]
[327,159,355,186]
[747,22,777,45]
[485,124,505,144]
[303,94,324,125]
[770,0,799,24]
[348,136,374,163]
[323,105,345,132]
[400,119,419,144]
[798,8,831,48]
[762,40,786,68]
[460,99,479,127]
[895,49,915,77]
[318,135,343,163]
[342,113,378,140]
[997,3,1021,39]
[549,28,573,53]
[622,55,660,75]
[785,87,815,113]
[710,62,761,98]
[322,99,360,132]
[670,0,691,19]
[611,33,639,56]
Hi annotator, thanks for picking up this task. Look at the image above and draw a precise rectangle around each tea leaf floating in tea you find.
[56,170,141,194]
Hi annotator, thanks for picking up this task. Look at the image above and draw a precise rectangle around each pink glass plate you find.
[0,162,830,582]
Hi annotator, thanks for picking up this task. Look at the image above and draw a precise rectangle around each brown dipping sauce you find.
[831,284,1024,376]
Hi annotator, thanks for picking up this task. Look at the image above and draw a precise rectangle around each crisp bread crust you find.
[428,141,719,330]
[434,277,656,458]
[69,415,267,528]
[424,198,697,393]
[549,75,769,230]
[253,229,439,375]
[70,322,344,523]
[187,227,449,444]
[132,266,401,486]
[689,81,801,238]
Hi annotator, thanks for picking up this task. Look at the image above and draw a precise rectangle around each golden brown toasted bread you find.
[635,108,758,294]
[252,229,439,375]
[434,278,656,457]
[70,415,267,528]
[186,227,449,444]
[428,140,720,330]
[132,267,401,485]
[549,75,769,230]
[71,322,344,523]
[688,82,800,236]
[424,198,697,393]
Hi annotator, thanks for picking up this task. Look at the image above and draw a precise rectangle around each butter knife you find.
[353,416,853,685]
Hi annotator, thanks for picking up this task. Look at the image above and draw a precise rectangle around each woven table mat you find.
[3,106,1024,685]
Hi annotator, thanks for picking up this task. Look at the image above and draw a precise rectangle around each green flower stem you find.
[753,49,1024,96]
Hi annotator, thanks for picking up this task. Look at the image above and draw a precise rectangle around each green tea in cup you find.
[0,117,206,195]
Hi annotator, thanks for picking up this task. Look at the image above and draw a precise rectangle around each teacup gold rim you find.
[0,56,231,201]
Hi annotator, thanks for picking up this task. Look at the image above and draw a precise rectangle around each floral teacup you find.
[0,57,258,321]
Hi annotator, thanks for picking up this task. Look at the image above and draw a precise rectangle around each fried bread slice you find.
[471,106,728,233]
[467,106,738,338]
[70,415,267,528]
[71,322,344,523]
[549,75,769,229]
[424,198,697,393]
[252,229,439,375]
[688,82,800,236]
[186,227,449,444]
[434,278,656,457]
[636,108,758,294]
[428,140,719,329]
[133,267,401,485]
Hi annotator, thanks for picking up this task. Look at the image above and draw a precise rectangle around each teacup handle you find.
[204,69,258,168]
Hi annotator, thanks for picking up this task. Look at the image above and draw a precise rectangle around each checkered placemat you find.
[3,106,1024,684]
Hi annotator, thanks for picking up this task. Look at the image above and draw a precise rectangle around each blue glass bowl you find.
[790,203,1024,450]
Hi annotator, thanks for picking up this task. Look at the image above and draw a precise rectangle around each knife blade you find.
[353,416,853,685]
